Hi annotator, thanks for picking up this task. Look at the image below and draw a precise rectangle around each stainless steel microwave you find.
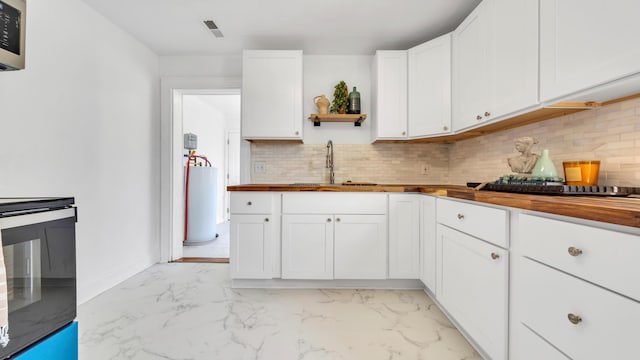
[0,0,26,71]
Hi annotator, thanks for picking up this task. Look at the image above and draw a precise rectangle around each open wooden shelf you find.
[309,113,367,127]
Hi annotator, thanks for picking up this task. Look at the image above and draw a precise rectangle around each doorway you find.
[160,77,249,263]
[180,94,241,261]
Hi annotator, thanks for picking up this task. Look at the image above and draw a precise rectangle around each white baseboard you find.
[232,278,424,289]
[77,259,157,304]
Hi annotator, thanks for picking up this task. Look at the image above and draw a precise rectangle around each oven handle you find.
[0,208,76,230]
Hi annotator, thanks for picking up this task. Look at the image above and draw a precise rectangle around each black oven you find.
[0,198,76,359]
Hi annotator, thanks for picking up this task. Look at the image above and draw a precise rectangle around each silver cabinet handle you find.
[264,218,269,222]
[476,115,483,120]
[443,126,449,131]
[484,111,491,117]
[327,218,332,222]
[457,213,464,220]
[491,252,500,260]
[568,313,582,325]
[247,201,252,206]
[336,218,341,222]
[402,131,406,136]
[295,131,299,135]
[568,247,583,257]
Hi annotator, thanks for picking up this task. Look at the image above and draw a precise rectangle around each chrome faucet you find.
[326,140,335,184]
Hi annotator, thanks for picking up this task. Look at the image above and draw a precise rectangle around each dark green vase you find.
[348,86,361,114]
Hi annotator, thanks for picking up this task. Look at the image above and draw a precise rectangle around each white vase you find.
[531,149,559,179]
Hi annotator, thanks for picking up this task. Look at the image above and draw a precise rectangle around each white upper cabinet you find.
[372,51,408,140]
[242,50,303,140]
[452,1,491,131]
[408,34,452,137]
[490,0,539,117]
[540,0,640,103]
[453,0,539,132]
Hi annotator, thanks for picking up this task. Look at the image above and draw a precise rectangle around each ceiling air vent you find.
[203,20,224,38]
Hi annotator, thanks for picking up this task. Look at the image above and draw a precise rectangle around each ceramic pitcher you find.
[314,95,330,115]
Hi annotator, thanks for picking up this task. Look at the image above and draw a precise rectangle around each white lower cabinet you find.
[388,194,420,279]
[229,192,279,279]
[282,214,333,279]
[512,213,640,360]
[419,195,437,291]
[230,214,274,279]
[334,214,387,279]
[513,324,570,360]
[437,224,509,360]
[281,213,388,280]
[281,193,388,280]
[518,257,640,360]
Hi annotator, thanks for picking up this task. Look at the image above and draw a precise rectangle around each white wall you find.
[0,0,160,303]
[160,55,242,77]
[303,55,373,144]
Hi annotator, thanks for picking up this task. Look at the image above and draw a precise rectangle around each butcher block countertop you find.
[227,184,640,228]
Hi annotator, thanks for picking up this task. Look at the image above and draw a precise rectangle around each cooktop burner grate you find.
[481,183,640,196]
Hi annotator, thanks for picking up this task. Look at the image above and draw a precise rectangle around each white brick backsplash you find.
[250,98,640,186]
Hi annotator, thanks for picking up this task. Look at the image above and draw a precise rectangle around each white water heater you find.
[184,166,217,245]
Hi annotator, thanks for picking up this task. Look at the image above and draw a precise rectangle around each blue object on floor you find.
[15,322,78,360]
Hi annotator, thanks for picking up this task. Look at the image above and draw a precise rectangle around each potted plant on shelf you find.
[331,81,349,114]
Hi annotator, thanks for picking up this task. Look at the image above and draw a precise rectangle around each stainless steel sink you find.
[341,181,378,186]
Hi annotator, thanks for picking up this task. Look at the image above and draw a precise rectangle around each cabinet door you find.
[242,50,303,140]
[372,51,408,139]
[334,214,387,280]
[452,1,490,131]
[540,0,640,103]
[230,214,273,279]
[388,194,420,279]
[419,196,436,291]
[408,34,452,137]
[490,0,539,118]
[437,225,508,360]
[282,214,333,279]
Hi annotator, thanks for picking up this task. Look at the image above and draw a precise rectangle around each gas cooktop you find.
[479,183,640,196]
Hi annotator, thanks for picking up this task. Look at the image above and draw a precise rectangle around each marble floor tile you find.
[78,263,482,360]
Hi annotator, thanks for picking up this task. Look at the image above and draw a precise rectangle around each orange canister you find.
[562,161,600,186]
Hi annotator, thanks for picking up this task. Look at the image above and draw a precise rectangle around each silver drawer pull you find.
[327,218,332,222]
[336,218,341,222]
[568,247,583,257]
[247,201,252,206]
[484,111,491,117]
[568,313,582,325]
[264,218,269,222]
[491,252,500,260]
[457,213,465,220]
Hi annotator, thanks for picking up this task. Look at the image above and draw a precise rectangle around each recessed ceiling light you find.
[203,20,224,38]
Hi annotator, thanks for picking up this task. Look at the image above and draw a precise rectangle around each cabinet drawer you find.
[282,193,387,214]
[520,214,640,301]
[520,258,640,360]
[437,198,508,247]
[230,192,274,214]
[513,324,569,360]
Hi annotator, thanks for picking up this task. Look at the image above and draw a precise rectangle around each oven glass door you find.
[0,208,76,359]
